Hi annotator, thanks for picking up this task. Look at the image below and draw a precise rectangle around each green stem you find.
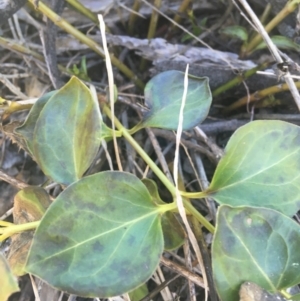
[184,201,214,233]
[128,0,142,35]
[159,202,178,213]
[212,61,271,97]
[223,80,300,114]
[242,0,299,56]
[280,289,292,299]
[65,0,98,23]
[0,221,40,241]
[102,104,215,233]
[0,221,14,226]
[180,191,209,198]
[103,104,175,194]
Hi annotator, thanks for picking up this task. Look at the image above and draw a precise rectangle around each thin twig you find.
[0,169,29,190]
[160,256,204,288]
[236,0,300,111]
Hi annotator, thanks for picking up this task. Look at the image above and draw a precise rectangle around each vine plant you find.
[1,71,300,301]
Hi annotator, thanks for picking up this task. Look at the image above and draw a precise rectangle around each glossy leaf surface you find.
[15,91,56,155]
[207,120,300,216]
[212,205,300,301]
[8,187,51,276]
[33,77,102,185]
[0,253,19,301]
[142,70,212,130]
[26,171,164,298]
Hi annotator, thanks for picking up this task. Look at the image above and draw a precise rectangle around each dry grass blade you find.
[236,0,300,111]
[173,64,209,301]
[98,14,123,171]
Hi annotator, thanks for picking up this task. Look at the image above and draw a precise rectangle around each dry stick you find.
[191,217,219,301]
[173,0,192,26]
[183,240,197,301]
[140,0,161,70]
[139,274,181,301]
[145,128,174,183]
[223,80,300,113]
[27,0,144,89]
[151,129,217,164]
[236,0,300,111]
[0,169,29,190]
[128,0,143,35]
[141,0,236,70]
[160,257,204,288]
[0,36,70,76]
[244,1,299,54]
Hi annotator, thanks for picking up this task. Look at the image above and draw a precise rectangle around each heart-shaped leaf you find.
[15,91,56,156]
[212,205,300,301]
[206,120,300,216]
[141,70,212,130]
[7,187,51,276]
[33,77,102,185]
[25,171,165,298]
[0,253,19,301]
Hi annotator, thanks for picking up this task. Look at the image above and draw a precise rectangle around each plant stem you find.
[0,221,40,241]
[243,0,299,55]
[65,0,98,23]
[159,202,178,213]
[212,61,271,97]
[140,0,161,70]
[180,191,209,198]
[223,80,300,114]
[128,0,142,35]
[27,0,145,89]
[184,201,214,233]
[102,104,215,233]
[0,221,14,226]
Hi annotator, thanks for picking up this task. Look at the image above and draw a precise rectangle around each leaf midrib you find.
[29,208,160,266]
[212,148,299,193]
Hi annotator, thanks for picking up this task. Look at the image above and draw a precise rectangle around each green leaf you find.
[161,212,185,250]
[221,26,248,42]
[8,187,51,276]
[212,205,300,301]
[206,120,300,216]
[128,283,148,301]
[15,91,56,156]
[142,178,165,205]
[25,171,164,298]
[33,77,102,185]
[142,179,185,250]
[141,70,212,130]
[0,253,19,301]
[254,35,300,52]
